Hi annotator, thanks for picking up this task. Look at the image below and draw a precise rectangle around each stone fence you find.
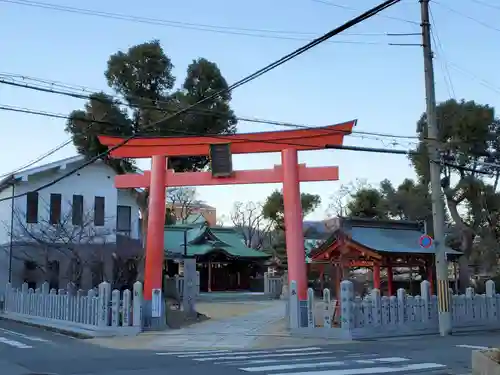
[288,279,500,339]
[264,272,283,299]
[1,281,143,337]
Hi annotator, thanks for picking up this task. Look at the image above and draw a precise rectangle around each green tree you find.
[64,40,237,280]
[66,41,237,172]
[410,99,500,287]
[346,187,388,219]
[262,190,321,267]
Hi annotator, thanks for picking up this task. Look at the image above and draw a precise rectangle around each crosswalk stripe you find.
[456,345,492,350]
[213,355,366,366]
[156,350,230,356]
[193,351,333,361]
[0,328,49,342]
[0,337,32,349]
[271,362,447,375]
[176,347,322,358]
[239,357,410,372]
[354,357,408,364]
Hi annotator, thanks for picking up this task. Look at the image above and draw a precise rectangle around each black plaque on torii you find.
[210,143,233,177]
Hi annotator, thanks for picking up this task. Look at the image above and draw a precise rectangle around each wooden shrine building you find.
[163,216,270,292]
[309,217,462,296]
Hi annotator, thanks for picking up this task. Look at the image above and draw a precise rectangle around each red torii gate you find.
[98,120,355,320]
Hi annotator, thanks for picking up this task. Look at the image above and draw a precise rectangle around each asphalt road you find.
[1,319,500,375]
[0,319,215,375]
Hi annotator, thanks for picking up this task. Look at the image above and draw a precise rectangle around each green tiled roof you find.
[350,226,461,255]
[164,223,271,259]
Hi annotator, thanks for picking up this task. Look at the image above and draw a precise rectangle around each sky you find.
[1,0,499,222]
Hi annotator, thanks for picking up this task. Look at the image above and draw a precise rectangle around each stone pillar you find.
[97,281,111,327]
[340,280,354,332]
[182,258,197,317]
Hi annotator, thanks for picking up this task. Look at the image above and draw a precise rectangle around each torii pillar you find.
[99,119,355,328]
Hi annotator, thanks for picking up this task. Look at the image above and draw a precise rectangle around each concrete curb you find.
[0,315,93,339]
[472,349,500,375]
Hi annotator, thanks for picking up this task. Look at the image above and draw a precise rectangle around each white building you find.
[0,155,143,292]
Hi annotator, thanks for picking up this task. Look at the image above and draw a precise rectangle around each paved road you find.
[0,319,213,375]
[2,318,500,375]
[154,332,500,375]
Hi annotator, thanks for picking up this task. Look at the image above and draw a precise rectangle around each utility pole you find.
[420,0,452,336]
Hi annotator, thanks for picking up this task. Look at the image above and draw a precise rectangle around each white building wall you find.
[0,159,143,292]
[0,186,13,290]
[6,162,119,244]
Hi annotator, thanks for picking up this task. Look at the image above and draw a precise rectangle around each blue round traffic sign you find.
[419,234,433,249]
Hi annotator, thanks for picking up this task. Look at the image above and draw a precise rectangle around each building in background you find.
[167,201,217,226]
[164,215,270,292]
[0,155,142,292]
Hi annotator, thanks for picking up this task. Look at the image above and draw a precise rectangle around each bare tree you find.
[327,178,371,217]
[230,201,272,249]
[166,187,198,223]
[5,202,114,288]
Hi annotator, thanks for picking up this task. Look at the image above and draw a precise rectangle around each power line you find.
[429,6,456,99]
[438,58,500,96]
[309,0,419,25]
[0,138,72,178]
[433,0,500,33]
[469,0,500,12]
[0,104,420,151]
[0,75,419,141]
[0,0,403,204]
[325,143,496,174]
[0,0,392,45]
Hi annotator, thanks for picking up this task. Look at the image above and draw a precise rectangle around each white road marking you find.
[272,362,447,375]
[240,360,348,372]
[0,337,32,349]
[176,347,322,358]
[156,350,230,356]
[215,355,351,365]
[240,357,410,372]
[194,351,333,361]
[0,328,49,342]
[355,357,408,364]
[456,345,492,350]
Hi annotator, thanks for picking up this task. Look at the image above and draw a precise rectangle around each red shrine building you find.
[309,217,462,297]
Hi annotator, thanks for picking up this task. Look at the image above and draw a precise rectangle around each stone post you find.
[289,280,299,328]
[397,288,407,325]
[420,280,431,324]
[371,288,382,326]
[97,282,111,327]
[111,289,120,327]
[323,288,331,329]
[122,289,132,326]
[132,281,143,327]
[307,287,315,328]
[486,279,497,322]
[340,280,354,331]
[182,258,197,318]
[20,283,28,314]
[87,289,96,325]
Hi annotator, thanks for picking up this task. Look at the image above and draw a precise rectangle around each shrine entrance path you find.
[89,299,354,350]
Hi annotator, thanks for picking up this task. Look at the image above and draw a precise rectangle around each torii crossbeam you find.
[99,120,355,326]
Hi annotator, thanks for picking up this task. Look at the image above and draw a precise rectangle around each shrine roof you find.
[349,226,460,255]
[310,217,461,258]
[164,223,270,260]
